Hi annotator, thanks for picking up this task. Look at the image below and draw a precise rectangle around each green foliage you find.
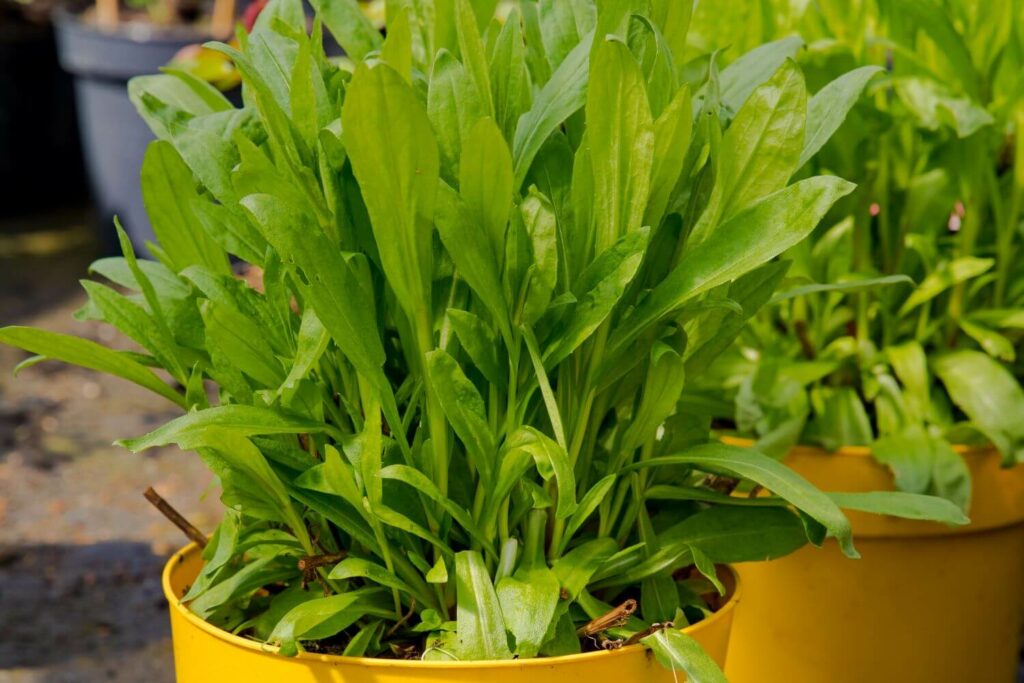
[0,0,960,673]
[693,0,1024,509]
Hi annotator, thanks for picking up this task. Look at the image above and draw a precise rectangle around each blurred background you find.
[0,0,1022,681]
[0,0,380,680]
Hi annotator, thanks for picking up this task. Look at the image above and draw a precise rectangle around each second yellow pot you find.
[725,443,1024,683]
[164,544,739,682]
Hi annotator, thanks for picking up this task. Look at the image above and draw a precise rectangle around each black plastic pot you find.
[0,16,87,222]
[54,12,207,251]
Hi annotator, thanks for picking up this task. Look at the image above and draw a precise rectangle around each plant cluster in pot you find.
[0,0,966,681]
[687,1,1024,681]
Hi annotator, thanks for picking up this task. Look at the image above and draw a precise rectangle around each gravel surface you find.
[0,220,220,683]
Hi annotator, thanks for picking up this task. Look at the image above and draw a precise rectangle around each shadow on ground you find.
[0,542,170,670]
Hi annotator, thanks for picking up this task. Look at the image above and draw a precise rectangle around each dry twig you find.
[143,487,208,549]
[576,599,638,637]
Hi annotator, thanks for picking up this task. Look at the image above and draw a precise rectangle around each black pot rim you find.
[53,6,212,45]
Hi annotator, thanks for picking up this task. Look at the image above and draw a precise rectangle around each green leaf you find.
[378,465,493,552]
[969,309,1024,330]
[899,257,994,315]
[898,0,978,98]
[460,117,512,267]
[886,342,930,423]
[646,83,693,226]
[0,327,184,407]
[426,349,497,486]
[691,59,807,245]
[513,30,594,185]
[551,537,617,599]
[810,387,874,450]
[643,628,727,683]
[872,427,934,495]
[546,226,651,366]
[308,0,382,60]
[427,557,449,584]
[959,319,1016,363]
[488,7,532,141]
[562,474,617,546]
[80,281,187,381]
[482,445,533,526]
[620,342,686,451]
[520,188,560,326]
[895,78,993,138]
[269,590,388,654]
[446,309,505,388]
[649,0,692,77]
[189,555,295,619]
[128,72,229,140]
[829,492,969,525]
[455,550,513,660]
[119,405,338,451]
[627,443,857,557]
[239,194,395,425]
[343,621,384,657]
[330,557,431,607]
[586,37,655,256]
[435,180,509,334]
[770,274,913,304]
[688,544,725,595]
[455,0,494,117]
[537,0,595,72]
[614,176,856,351]
[298,444,363,508]
[278,309,330,398]
[800,65,883,167]
[380,6,413,81]
[373,503,454,561]
[141,141,229,274]
[496,567,561,658]
[504,427,576,519]
[718,36,804,116]
[428,50,486,180]
[660,505,808,563]
[933,350,1024,464]
[201,299,284,388]
[342,63,438,321]
[931,439,973,513]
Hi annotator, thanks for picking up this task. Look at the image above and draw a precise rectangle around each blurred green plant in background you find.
[689,0,1024,510]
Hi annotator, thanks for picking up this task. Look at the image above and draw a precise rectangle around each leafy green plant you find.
[0,0,965,675]
[690,0,1024,511]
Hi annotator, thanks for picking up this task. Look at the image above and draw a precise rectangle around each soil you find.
[0,212,220,682]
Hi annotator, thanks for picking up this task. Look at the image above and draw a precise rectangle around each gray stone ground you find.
[0,216,220,682]
[1,215,1022,683]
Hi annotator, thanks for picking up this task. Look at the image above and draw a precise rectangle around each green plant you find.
[689,0,1024,510]
[0,0,965,675]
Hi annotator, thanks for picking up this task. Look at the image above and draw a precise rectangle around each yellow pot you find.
[724,443,1024,683]
[163,544,739,682]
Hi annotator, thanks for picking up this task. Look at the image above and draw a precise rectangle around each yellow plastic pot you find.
[163,544,740,682]
[724,443,1024,683]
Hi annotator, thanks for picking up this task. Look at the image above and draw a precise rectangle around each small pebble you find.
[82,382,101,399]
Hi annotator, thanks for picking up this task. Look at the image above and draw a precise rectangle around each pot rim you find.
[53,7,212,44]
[163,542,741,670]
